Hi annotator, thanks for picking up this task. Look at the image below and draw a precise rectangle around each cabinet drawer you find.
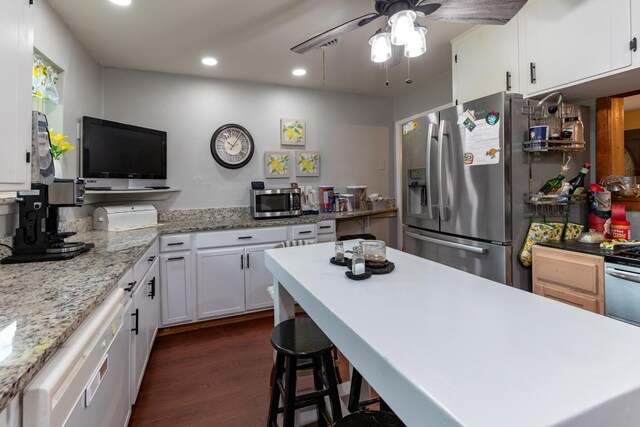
[538,283,599,313]
[291,224,317,240]
[532,246,602,295]
[316,220,336,235]
[197,227,288,249]
[134,240,159,285]
[160,234,192,252]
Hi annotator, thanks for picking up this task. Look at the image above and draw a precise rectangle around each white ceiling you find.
[46,0,473,97]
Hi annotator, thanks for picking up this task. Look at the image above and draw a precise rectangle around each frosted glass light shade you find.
[404,26,428,58]
[369,32,392,63]
[389,10,416,46]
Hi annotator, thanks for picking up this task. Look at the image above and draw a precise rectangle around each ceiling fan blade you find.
[291,13,381,54]
[414,3,441,16]
[421,0,527,24]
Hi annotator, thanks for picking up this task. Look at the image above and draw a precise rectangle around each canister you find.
[319,185,334,213]
[611,220,631,240]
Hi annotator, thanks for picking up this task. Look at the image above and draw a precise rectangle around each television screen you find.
[82,116,167,179]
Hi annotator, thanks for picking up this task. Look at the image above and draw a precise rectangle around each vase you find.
[54,158,63,178]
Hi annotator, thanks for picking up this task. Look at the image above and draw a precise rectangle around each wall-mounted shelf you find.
[523,140,585,153]
[84,188,180,204]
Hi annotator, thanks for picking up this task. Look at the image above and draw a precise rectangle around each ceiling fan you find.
[292,0,527,65]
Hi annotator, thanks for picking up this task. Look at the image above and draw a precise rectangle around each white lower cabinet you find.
[160,251,194,326]
[0,395,21,427]
[245,244,277,311]
[196,247,246,320]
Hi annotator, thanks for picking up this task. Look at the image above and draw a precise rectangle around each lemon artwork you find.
[268,153,289,176]
[298,153,319,175]
[282,120,305,145]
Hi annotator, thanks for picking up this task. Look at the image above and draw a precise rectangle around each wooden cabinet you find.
[160,251,194,326]
[196,247,246,320]
[519,0,633,96]
[451,17,520,104]
[145,259,160,351]
[0,0,32,191]
[532,245,604,314]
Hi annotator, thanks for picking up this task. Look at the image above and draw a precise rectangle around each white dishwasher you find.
[23,288,130,427]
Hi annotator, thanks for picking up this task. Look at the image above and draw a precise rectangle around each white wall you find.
[393,71,453,121]
[102,68,394,210]
[0,0,103,237]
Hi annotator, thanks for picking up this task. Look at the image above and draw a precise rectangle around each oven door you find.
[605,262,640,326]
[253,191,292,217]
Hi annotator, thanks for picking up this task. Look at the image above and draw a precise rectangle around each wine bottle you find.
[568,163,591,195]
[539,173,566,194]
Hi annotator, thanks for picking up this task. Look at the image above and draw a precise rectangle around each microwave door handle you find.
[606,269,640,284]
[290,192,294,212]
[425,122,436,220]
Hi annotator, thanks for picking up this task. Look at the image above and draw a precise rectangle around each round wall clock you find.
[210,124,255,169]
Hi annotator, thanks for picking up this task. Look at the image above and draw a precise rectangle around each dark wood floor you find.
[129,314,350,427]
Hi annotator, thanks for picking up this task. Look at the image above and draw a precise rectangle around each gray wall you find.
[102,68,394,211]
[0,0,103,237]
[393,71,454,121]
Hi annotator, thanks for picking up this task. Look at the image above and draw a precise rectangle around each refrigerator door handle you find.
[405,231,488,254]
[425,122,437,219]
[437,120,450,221]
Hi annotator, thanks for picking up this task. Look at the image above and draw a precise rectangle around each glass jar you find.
[359,240,386,264]
[334,241,345,262]
[562,117,584,143]
[351,246,366,275]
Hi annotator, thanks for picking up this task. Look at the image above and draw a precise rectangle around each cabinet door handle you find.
[167,242,184,246]
[168,256,184,261]
[319,225,331,229]
[530,62,536,84]
[238,236,253,240]
[148,255,156,262]
[240,254,244,270]
[131,309,139,335]
[506,71,512,91]
[148,277,156,299]
[125,280,137,293]
[246,253,250,269]
[298,230,312,235]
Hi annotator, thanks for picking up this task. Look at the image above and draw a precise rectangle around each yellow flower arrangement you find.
[49,129,74,159]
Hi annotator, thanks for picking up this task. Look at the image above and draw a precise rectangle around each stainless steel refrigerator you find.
[402,91,589,291]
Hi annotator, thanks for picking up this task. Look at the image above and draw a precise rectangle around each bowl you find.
[613,184,640,198]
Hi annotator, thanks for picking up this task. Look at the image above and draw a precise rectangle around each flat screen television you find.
[82,116,167,180]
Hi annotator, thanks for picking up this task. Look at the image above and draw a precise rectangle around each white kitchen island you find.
[265,241,640,427]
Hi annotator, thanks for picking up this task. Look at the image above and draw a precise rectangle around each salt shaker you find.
[334,241,344,262]
[351,246,365,276]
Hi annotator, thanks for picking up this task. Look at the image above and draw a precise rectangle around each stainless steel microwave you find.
[250,188,302,218]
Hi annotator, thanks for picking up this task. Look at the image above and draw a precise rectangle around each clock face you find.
[210,124,254,169]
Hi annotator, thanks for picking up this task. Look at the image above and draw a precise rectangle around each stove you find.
[604,245,640,267]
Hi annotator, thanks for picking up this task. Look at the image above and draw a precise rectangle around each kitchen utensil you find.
[612,184,640,198]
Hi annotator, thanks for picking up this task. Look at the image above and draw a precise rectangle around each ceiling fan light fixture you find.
[369,32,392,63]
[389,9,416,46]
[404,25,428,58]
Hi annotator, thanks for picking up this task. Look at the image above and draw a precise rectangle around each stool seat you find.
[333,411,405,427]
[270,316,334,357]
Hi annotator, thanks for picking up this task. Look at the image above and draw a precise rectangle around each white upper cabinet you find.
[0,0,32,191]
[452,17,520,104]
[519,0,633,96]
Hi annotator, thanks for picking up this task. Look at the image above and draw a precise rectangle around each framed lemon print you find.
[295,151,320,177]
[281,118,305,146]
[264,151,290,178]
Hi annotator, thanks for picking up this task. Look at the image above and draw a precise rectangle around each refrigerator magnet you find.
[486,111,499,125]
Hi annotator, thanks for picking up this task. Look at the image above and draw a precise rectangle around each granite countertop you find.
[539,240,623,257]
[0,207,397,411]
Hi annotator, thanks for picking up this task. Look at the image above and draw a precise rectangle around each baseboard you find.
[158,309,274,336]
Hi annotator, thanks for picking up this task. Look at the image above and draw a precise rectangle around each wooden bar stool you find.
[333,411,405,427]
[348,368,392,413]
[268,316,343,427]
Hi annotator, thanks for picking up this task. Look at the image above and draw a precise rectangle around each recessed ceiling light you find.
[201,57,218,66]
[292,68,307,77]
[109,0,132,6]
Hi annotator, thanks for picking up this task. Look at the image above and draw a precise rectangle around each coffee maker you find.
[0,112,93,264]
